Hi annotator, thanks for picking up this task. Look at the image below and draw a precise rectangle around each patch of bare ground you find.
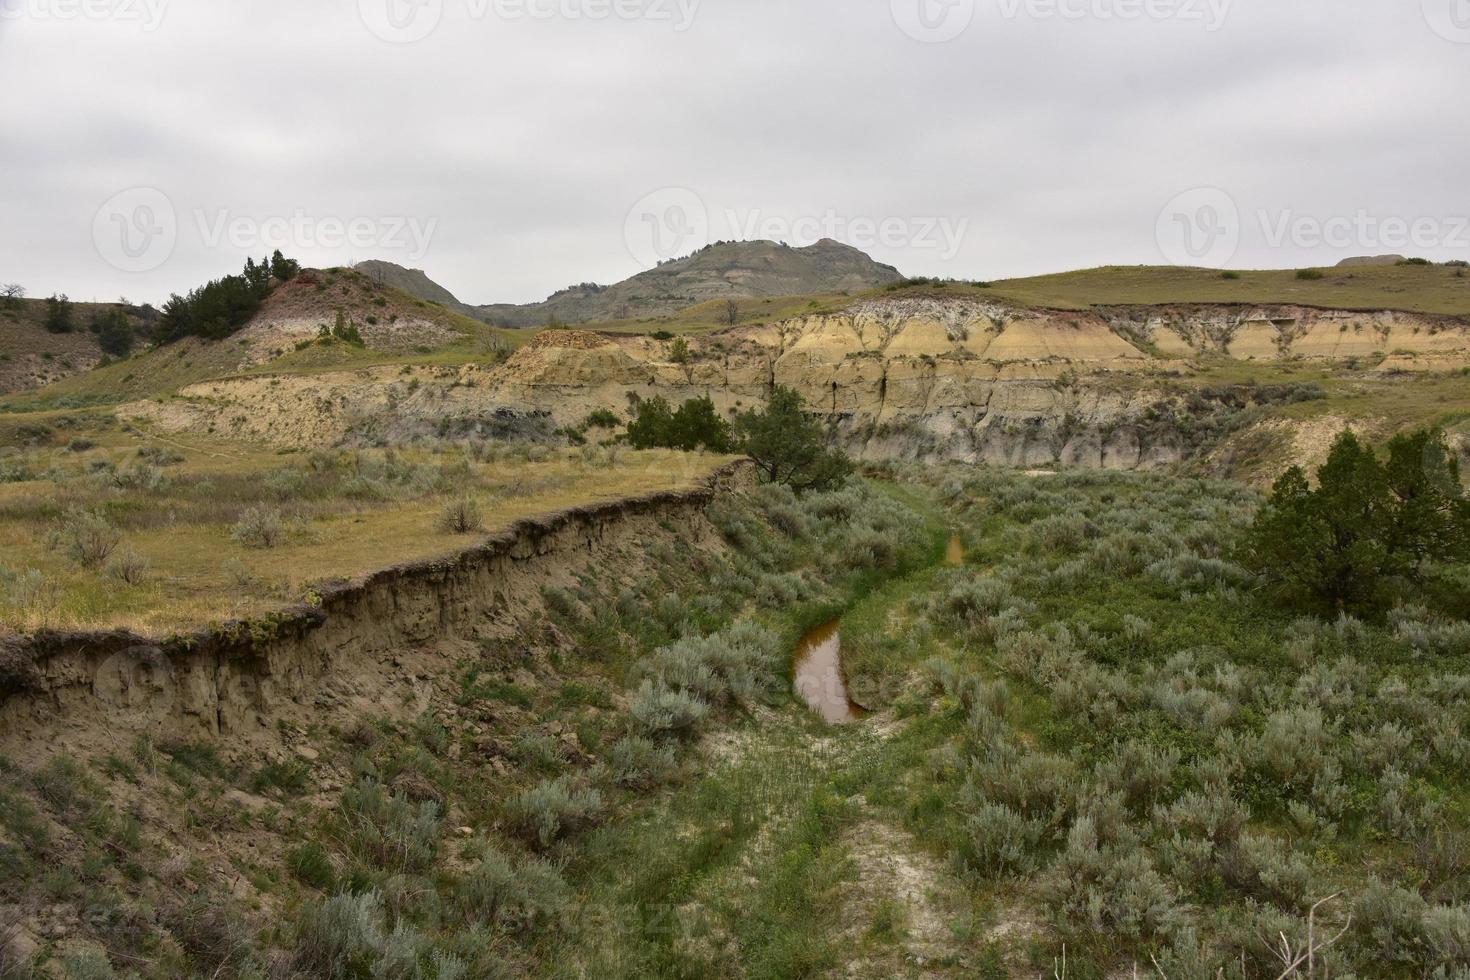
[834,817,973,978]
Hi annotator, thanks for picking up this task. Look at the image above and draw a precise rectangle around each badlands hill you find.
[0,267,525,401]
[354,260,484,319]
[7,261,1470,482]
[362,239,904,328]
[0,297,154,394]
[106,289,1470,481]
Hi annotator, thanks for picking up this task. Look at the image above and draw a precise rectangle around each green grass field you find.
[875,263,1470,316]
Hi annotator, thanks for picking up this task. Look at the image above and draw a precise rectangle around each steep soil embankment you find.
[0,460,754,762]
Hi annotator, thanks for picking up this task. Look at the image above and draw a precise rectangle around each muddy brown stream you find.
[793,535,966,724]
[792,619,870,724]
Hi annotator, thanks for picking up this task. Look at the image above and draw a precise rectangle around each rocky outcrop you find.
[474,239,903,326]
[0,461,754,757]
[121,298,1470,471]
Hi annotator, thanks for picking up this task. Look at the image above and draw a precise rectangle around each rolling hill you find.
[358,238,904,328]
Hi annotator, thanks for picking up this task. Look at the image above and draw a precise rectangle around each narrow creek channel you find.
[792,533,966,724]
[792,619,870,724]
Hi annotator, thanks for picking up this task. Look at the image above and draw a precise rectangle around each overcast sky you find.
[2,0,1468,306]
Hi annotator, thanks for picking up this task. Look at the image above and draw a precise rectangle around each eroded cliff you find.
[120,297,1470,473]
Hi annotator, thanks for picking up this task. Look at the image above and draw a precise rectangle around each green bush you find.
[734,386,851,492]
[231,505,284,549]
[626,394,734,453]
[60,507,121,568]
[339,778,441,873]
[456,846,568,931]
[437,497,484,534]
[505,777,602,848]
[1244,428,1470,610]
[608,735,679,789]
[627,682,709,742]
[286,842,336,890]
[583,408,621,430]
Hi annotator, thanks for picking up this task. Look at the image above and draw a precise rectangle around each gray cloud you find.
[2,0,1467,306]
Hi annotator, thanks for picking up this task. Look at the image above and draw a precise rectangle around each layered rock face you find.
[123,298,1470,470]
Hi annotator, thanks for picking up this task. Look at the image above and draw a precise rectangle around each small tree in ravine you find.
[89,307,135,357]
[733,386,852,492]
[626,395,734,453]
[44,294,74,334]
[269,249,301,281]
[1244,428,1469,611]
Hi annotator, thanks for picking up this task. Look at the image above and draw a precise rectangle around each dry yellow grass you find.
[0,419,731,636]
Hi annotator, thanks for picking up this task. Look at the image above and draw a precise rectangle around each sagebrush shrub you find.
[1154,790,1248,850]
[962,741,1079,827]
[264,466,308,500]
[60,507,120,567]
[292,890,385,977]
[628,682,709,741]
[1030,513,1095,554]
[609,735,679,789]
[633,621,781,710]
[1393,605,1470,656]
[510,733,565,773]
[1223,832,1318,910]
[506,777,602,848]
[962,802,1045,877]
[1043,817,1187,942]
[456,846,568,932]
[339,778,441,873]
[1245,705,1336,790]
[231,505,284,549]
[437,497,483,534]
[105,547,149,585]
[1095,740,1179,814]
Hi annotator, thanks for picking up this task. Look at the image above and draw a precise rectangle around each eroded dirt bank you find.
[0,460,754,760]
[121,298,1470,474]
